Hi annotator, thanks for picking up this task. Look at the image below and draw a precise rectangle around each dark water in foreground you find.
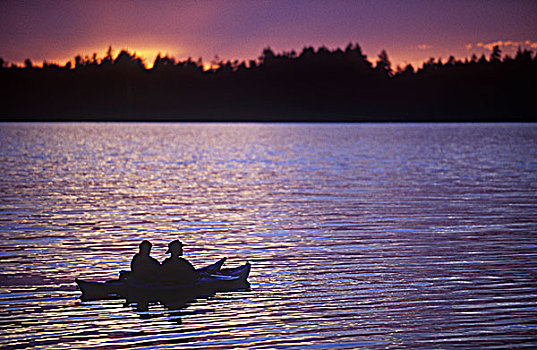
[1,123,536,349]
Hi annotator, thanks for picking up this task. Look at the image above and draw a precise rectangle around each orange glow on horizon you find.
[11,38,537,71]
[32,44,184,69]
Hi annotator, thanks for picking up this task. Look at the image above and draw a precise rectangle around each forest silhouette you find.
[1,43,535,122]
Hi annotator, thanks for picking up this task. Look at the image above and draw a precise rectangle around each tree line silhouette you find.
[1,43,535,121]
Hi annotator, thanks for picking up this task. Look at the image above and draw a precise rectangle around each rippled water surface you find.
[1,123,536,349]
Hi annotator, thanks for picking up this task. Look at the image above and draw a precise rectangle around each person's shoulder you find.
[178,258,195,267]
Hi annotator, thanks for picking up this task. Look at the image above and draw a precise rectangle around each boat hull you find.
[75,260,250,302]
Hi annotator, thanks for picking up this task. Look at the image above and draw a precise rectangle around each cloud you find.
[417,44,431,50]
[474,40,537,51]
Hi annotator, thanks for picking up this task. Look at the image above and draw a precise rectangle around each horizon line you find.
[2,41,536,71]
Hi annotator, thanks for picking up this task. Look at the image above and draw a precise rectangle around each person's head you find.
[139,240,152,255]
[166,240,184,256]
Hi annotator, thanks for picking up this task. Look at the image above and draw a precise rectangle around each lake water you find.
[1,123,536,349]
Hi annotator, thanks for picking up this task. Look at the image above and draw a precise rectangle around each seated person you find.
[130,240,161,282]
[161,240,199,284]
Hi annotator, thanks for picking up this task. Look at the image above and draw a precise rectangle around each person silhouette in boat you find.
[161,240,199,283]
[130,240,161,282]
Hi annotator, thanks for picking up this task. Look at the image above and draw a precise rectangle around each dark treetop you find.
[1,44,536,122]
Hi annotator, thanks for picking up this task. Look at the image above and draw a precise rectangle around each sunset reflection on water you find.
[1,123,536,349]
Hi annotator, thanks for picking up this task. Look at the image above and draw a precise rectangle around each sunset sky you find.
[1,0,536,69]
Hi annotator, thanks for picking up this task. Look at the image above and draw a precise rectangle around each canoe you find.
[75,258,250,301]
[197,257,227,275]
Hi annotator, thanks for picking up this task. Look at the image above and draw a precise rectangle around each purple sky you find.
[1,0,536,68]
